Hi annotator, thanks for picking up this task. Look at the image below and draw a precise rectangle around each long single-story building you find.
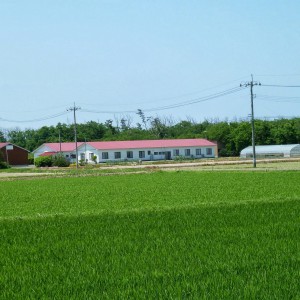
[240,144,300,159]
[0,142,30,165]
[33,139,218,163]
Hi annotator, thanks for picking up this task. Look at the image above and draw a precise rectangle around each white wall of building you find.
[77,144,216,163]
[34,143,217,164]
[33,145,55,158]
[33,145,77,163]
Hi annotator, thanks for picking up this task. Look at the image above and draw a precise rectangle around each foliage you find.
[34,156,53,167]
[28,154,34,165]
[0,130,6,142]
[34,154,70,167]
[0,150,4,162]
[3,116,300,156]
[52,155,70,167]
[0,161,10,169]
[79,159,86,166]
[91,155,97,164]
[0,171,299,298]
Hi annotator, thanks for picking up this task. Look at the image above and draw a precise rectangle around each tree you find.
[137,109,147,130]
[7,128,26,148]
[0,130,6,142]
[150,117,168,139]
[230,122,252,155]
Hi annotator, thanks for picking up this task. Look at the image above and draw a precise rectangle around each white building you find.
[240,144,300,159]
[33,139,218,163]
[33,142,84,163]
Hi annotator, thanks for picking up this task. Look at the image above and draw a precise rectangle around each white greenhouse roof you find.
[240,144,300,155]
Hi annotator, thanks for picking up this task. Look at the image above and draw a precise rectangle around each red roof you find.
[87,139,216,150]
[40,151,57,157]
[0,142,9,149]
[44,142,84,152]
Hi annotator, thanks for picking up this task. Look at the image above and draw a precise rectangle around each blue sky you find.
[1,1,300,129]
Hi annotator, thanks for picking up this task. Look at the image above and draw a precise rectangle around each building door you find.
[165,151,171,160]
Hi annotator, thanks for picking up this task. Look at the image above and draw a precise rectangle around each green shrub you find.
[52,155,70,167]
[92,155,98,164]
[173,155,186,161]
[34,156,53,167]
[0,161,10,169]
[79,159,86,166]
[28,154,34,165]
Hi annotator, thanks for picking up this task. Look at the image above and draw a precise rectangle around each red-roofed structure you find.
[33,139,218,163]
[39,151,58,157]
[87,139,215,150]
[33,142,84,162]
[0,142,30,165]
[42,142,84,152]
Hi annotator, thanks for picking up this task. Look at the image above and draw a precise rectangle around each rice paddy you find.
[1,171,299,299]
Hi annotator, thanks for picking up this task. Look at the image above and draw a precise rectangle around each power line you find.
[260,84,300,88]
[257,95,300,103]
[81,86,246,114]
[257,94,300,99]
[78,75,250,107]
[240,115,300,121]
[0,111,68,123]
[255,74,300,77]
[0,85,246,124]
[143,87,246,112]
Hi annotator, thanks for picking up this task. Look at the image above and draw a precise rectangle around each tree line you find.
[1,114,300,156]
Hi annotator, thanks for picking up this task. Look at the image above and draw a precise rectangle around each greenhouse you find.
[240,144,300,159]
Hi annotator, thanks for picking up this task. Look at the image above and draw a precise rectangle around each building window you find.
[196,149,201,156]
[139,151,145,158]
[206,148,212,155]
[70,154,76,159]
[154,152,158,155]
[127,151,133,159]
[80,153,85,160]
[173,149,180,156]
[115,152,121,159]
[102,152,109,159]
[148,150,151,155]
[185,149,191,156]
[89,153,94,160]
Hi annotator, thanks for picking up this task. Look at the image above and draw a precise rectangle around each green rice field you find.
[1,171,299,299]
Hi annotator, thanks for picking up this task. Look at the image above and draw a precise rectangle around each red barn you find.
[0,143,30,165]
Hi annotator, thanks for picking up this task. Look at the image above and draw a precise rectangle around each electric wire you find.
[0,111,69,123]
[77,75,250,107]
[81,86,246,114]
[255,74,300,77]
[1,82,299,124]
[260,84,300,88]
[257,94,300,103]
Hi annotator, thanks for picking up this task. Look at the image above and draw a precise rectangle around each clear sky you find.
[1,0,300,130]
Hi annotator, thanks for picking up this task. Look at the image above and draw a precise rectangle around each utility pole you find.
[59,129,62,154]
[240,75,261,168]
[67,103,81,169]
[84,137,87,165]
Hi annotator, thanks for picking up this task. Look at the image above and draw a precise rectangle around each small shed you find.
[240,144,300,159]
[0,143,30,165]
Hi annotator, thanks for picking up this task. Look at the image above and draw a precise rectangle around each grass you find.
[1,171,300,299]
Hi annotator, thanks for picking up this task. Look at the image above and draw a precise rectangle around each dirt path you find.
[99,158,300,170]
[1,158,299,180]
